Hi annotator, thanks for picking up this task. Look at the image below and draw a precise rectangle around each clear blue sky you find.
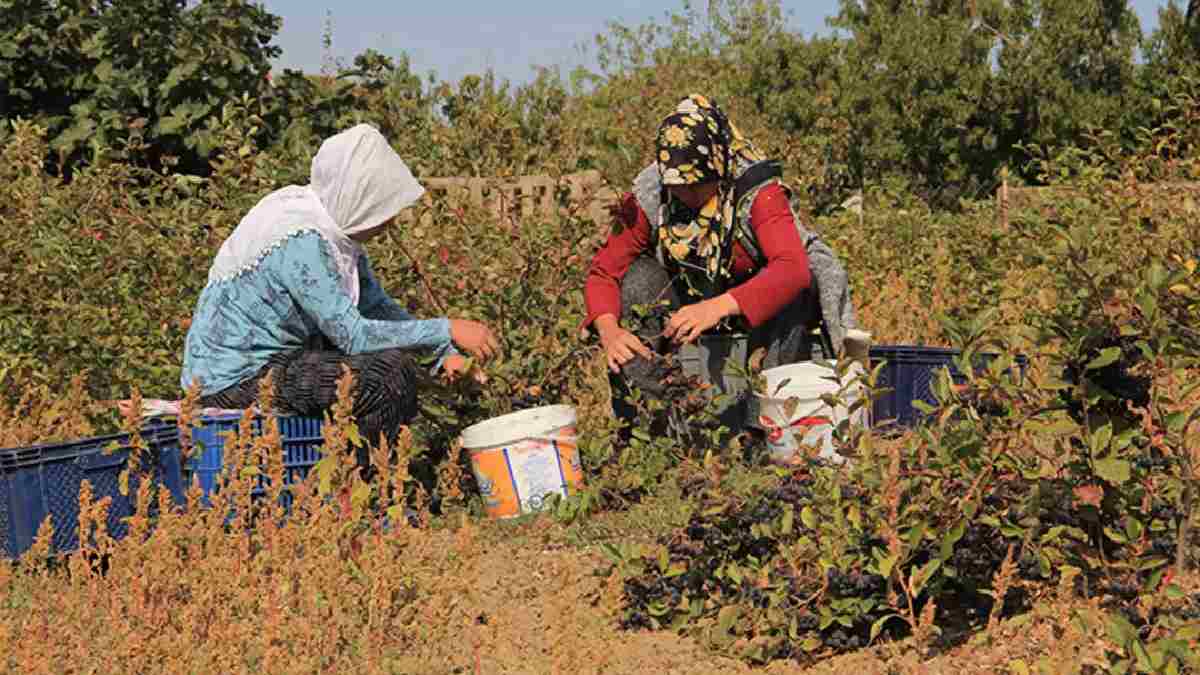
[258,1,1172,84]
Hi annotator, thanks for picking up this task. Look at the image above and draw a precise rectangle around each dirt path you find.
[394,519,1149,675]
[387,519,1100,674]
[425,532,756,674]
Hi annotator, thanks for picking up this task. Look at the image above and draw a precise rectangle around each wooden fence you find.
[398,171,1200,230]
[994,178,1200,228]
[396,170,621,227]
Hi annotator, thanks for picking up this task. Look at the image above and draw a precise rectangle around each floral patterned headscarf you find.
[655,94,765,286]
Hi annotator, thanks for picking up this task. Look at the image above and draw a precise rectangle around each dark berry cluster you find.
[656,355,714,418]
[1062,332,1151,424]
[620,471,906,658]
[825,568,886,597]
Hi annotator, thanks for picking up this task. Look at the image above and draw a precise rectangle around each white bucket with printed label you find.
[757,361,866,465]
[460,405,584,519]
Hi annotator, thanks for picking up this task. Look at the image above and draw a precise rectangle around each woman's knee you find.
[620,257,673,314]
[359,349,419,418]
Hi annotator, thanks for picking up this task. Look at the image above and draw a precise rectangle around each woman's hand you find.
[449,319,500,361]
[662,294,741,345]
[441,354,469,381]
[595,314,652,373]
[442,353,487,384]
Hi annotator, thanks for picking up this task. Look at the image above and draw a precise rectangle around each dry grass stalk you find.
[988,543,1018,632]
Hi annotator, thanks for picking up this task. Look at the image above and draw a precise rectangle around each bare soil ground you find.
[385,506,1133,675]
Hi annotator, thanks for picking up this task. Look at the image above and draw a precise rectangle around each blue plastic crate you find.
[0,427,185,559]
[869,345,1028,430]
[183,414,325,508]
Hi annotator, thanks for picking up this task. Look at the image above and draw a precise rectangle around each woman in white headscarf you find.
[180,124,498,451]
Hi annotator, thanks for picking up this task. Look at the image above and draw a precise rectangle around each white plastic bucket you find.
[460,404,583,518]
[757,361,867,465]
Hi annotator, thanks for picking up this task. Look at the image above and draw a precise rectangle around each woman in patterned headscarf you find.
[583,94,857,435]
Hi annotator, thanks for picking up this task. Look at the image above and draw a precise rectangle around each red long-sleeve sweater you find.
[583,182,811,330]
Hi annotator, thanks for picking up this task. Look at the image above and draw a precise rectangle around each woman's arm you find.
[582,192,654,332]
[357,252,462,364]
[725,183,812,327]
[275,232,455,361]
[358,253,456,331]
[357,254,417,322]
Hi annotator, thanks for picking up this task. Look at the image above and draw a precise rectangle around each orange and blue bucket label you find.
[468,426,584,519]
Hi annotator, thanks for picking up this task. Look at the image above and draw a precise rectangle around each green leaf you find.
[906,520,927,548]
[346,424,363,448]
[877,553,898,579]
[600,543,624,564]
[351,482,371,510]
[910,558,942,596]
[727,564,743,585]
[316,455,335,496]
[717,605,740,634]
[1143,569,1165,594]
[847,503,862,530]
[819,606,835,630]
[1131,639,1152,671]
[1113,428,1138,451]
[1107,612,1138,645]
[1160,638,1197,662]
[1090,422,1113,455]
[1175,624,1200,642]
[780,506,794,535]
[1137,290,1158,318]
[1124,517,1143,542]
[800,506,816,530]
[1094,458,1131,485]
[1137,557,1169,572]
[1166,411,1188,433]
[94,59,115,82]
[1008,660,1030,675]
[1148,262,1168,290]
[386,505,406,523]
[1086,347,1122,371]
[870,613,903,643]
[939,519,966,561]
[1104,526,1129,544]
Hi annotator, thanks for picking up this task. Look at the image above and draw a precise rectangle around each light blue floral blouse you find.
[181,230,455,395]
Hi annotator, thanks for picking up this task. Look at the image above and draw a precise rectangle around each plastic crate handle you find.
[1,447,45,471]
[79,448,133,472]
[77,430,175,471]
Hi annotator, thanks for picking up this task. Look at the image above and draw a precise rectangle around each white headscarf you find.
[207,123,425,306]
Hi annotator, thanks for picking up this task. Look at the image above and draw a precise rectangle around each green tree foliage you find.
[0,0,281,173]
[5,0,1196,200]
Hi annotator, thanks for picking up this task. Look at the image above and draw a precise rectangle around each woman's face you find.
[667,181,720,211]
